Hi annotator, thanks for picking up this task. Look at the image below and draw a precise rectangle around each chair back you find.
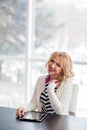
[69,83,78,115]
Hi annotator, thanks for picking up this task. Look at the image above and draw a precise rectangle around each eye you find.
[56,63,60,67]
[50,59,54,63]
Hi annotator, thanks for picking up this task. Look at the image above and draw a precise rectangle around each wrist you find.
[47,82,57,91]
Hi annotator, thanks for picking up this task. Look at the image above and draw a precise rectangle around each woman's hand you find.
[50,80,60,86]
[16,107,25,118]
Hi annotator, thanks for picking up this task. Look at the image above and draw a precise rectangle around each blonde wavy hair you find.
[46,51,74,83]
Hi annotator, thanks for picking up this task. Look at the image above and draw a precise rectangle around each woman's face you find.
[47,56,63,78]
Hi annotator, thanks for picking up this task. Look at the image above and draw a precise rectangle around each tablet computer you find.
[18,111,47,122]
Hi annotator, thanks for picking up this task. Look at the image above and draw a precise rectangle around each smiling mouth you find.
[48,68,55,72]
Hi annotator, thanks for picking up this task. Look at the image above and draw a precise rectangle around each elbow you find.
[54,105,68,115]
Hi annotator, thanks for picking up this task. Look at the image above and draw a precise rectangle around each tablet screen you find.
[19,111,47,122]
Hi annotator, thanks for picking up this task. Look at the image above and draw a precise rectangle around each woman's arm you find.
[24,77,41,112]
[47,79,73,115]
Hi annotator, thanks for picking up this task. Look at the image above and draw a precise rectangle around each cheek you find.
[56,68,62,73]
[47,63,50,69]
[48,62,51,67]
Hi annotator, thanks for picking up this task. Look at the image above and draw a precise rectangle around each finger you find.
[16,112,20,118]
[21,110,24,115]
[16,109,22,118]
[16,109,19,117]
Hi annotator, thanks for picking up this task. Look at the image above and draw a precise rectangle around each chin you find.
[48,72,54,75]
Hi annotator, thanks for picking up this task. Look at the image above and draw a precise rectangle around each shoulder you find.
[35,74,47,85]
[37,75,47,81]
[60,78,74,90]
[62,78,73,85]
[61,78,79,91]
[65,78,79,89]
[35,75,47,90]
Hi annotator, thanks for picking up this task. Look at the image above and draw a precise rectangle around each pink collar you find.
[45,75,50,85]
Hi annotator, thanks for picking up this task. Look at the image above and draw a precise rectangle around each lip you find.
[48,67,55,72]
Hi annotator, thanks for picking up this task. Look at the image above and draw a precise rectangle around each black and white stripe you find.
[40,84,57,113]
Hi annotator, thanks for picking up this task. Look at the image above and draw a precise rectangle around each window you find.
[0,0,26,107]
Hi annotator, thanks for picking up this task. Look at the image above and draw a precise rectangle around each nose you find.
[51,63,56,68]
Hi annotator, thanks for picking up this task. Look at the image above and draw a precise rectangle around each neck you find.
[50,75,58,80]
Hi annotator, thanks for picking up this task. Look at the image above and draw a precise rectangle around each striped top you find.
[40,75,57,113]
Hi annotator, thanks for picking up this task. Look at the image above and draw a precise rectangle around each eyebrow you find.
[50,59,61,67]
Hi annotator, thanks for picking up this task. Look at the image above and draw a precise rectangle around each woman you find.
[16,51,76,118]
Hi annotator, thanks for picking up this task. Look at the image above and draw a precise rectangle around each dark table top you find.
[0,107,87,130]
